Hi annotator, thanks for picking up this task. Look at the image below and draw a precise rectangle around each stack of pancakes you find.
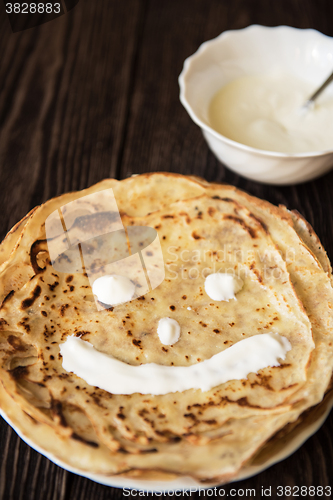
[0,173,332,484]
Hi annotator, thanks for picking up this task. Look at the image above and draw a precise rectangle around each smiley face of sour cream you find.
[60,272,290,396]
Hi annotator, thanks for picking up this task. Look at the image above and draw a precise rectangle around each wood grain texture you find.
[0,0,333,498]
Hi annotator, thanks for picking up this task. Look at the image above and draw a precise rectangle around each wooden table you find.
[0,0,333,498]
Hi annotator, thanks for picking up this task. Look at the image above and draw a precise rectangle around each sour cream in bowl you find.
[179,25,333,185]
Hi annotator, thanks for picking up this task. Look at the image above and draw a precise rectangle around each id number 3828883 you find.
[276,485,331,496]
[5,2,61,13]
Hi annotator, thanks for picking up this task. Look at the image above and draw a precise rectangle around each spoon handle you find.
[304,70,333,107]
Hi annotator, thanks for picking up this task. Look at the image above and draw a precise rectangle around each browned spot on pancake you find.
[249,263,263,283]
[48,281,59,292]
[9,365,29,380]
[71,432,99,448]
[60,304,69,317]
[127,330,132,337]
[138,408,148,417]
[231,397,260,408]
[254,270,263,283]
[0,290,14,309]
[91,393,107,409]
[192,231,202,240]
[75,331,90,338]
[169,305,175,311]
[213,329,220,333]
[7,335,27,351]
[162,347,168,353]
[118,447,129,453]
[219,197,244,210]
[156,432,181,442]
[204,419,217,425]
[250,374,274,391]
[154,224,161,229]
[0,318,8,329]
[207,207,216,216]
[30,239,48,274]
[182,295,187,300]
[179,211,191,224]
[162,215,174,219]
[184,413,197,421]
[66,275,74,283]
[188,395,265,412]
[248,212,269,233]
[281,383,298,391]
[41,311,47,317]
[132,339,141,347]
[18,318,31,333]
[223,215,256,238]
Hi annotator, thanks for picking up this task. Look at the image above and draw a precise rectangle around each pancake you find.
[0,173,332,483]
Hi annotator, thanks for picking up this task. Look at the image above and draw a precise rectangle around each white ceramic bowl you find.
[179,25,333,185]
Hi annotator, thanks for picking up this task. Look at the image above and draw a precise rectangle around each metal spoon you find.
[303,70,333,109]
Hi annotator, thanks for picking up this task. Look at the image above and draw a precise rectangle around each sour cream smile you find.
[60,333,291,396]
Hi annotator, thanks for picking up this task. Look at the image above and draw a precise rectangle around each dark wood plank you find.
[0,0,143,240]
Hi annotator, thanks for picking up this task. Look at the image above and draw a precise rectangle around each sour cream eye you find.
[204,273,243,301]
[92,275,135,306]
